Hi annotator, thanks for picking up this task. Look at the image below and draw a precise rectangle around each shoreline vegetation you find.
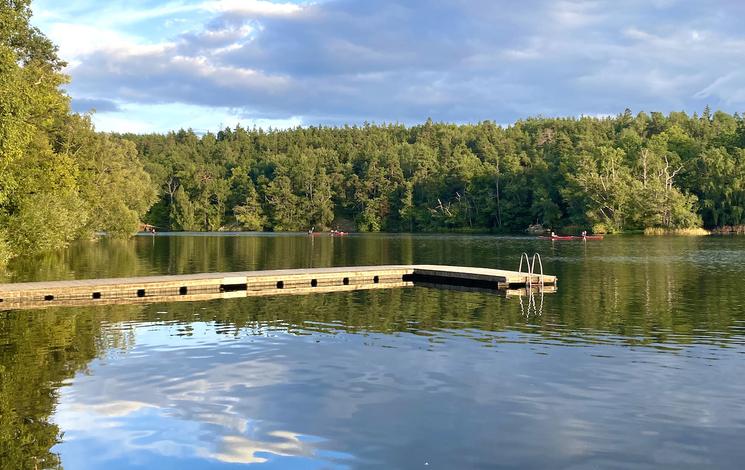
[642,226,745,235]
[642,227,711,236]
[3,2,745,267]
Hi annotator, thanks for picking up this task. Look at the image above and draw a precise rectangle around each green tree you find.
[0,1,156,264]
[562,147,633,232]
[66,116,157,237]
[233,181,267,231]
[264,175,303,230]
[172,186,197,231]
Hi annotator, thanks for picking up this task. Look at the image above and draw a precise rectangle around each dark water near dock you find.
[2,233,745,469]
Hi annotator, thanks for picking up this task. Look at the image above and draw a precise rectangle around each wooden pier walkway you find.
[0,265,556,311]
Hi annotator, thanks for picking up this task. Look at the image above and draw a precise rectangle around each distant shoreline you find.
[131,228,744,237]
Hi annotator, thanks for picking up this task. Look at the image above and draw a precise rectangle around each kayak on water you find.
[539,235,604,240]
[539,235,576,240]
[308,231,349,236]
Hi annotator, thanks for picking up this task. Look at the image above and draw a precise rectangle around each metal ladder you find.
[518,252,544,289]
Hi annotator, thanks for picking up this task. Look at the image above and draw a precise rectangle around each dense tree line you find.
[127,109,745,235]
[0,1,155,264]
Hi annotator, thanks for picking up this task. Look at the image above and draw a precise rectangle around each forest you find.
[127,109,745,236]
[3,0,745,265]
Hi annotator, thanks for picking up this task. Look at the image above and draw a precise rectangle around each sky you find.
[29,0,745,134]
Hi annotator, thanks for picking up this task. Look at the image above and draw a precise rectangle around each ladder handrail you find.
[518,252,532,289]
[531,253,544,288]
[518,252,531,275]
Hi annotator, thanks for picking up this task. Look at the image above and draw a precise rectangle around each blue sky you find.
[30,0,745,133]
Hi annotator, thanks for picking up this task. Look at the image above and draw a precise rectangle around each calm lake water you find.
[2,233,745,469]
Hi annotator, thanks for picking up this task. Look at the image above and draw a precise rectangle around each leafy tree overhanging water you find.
[0,1,155,264]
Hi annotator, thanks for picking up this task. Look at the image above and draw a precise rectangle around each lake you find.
[2,233,745,469]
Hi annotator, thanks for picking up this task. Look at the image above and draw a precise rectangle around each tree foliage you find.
[126,110,745,234]
[0,1,156,264]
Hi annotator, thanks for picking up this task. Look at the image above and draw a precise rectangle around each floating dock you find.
[0,265,556,311]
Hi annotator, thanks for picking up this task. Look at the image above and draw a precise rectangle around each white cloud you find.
[550,0,606,28]
[90,102,303,133]
[694,72,745,104]
[45,23,142,65]
[92,112,157,134]
[203,0,303,16]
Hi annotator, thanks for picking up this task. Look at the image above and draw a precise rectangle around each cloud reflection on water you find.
[53,322,333,467]
[48,282,745,469]
[207,432,316,464]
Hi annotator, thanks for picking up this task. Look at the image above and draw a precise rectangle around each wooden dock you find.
[0,265,556,311]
